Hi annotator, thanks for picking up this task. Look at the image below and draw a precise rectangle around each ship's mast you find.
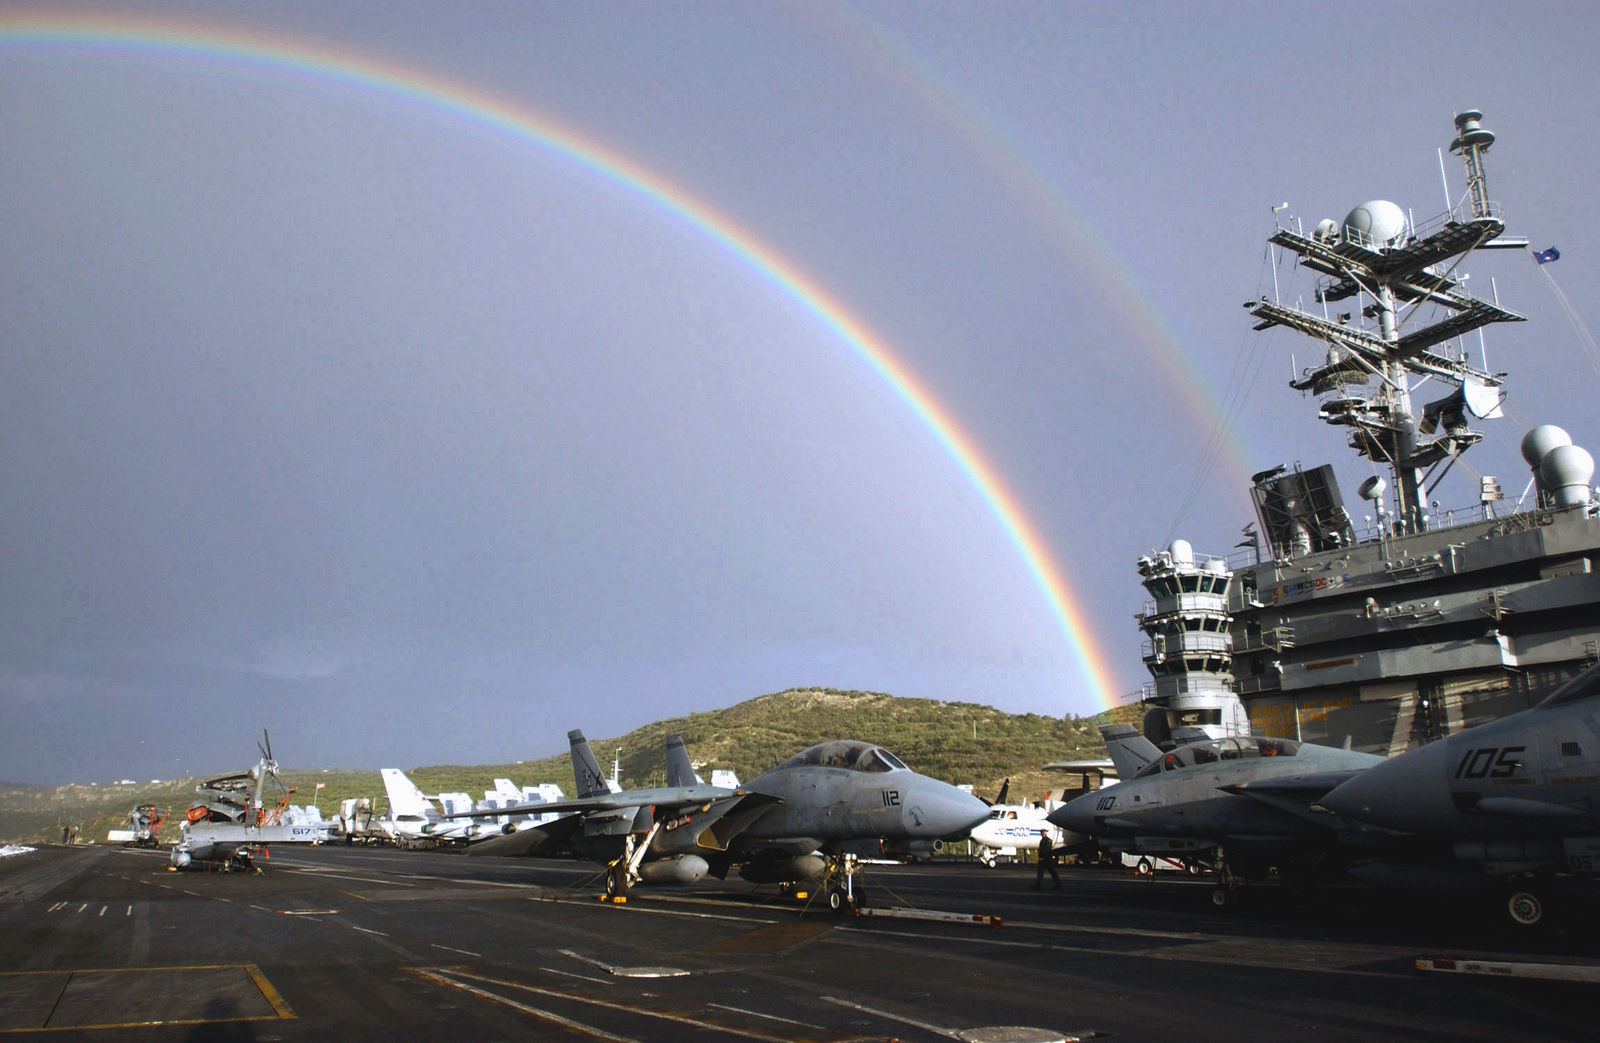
[1246,111,1527,540]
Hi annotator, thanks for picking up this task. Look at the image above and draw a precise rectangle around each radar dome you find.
[1541,444,1595,506]
[1168,540,1194,565]
[1343,200,1407,249]
[1521,425,1572,468]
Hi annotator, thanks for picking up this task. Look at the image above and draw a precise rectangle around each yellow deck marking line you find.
[0,964,296,1032]
[244,963,297,1019]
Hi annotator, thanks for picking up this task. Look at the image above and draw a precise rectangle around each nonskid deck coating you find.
[0,843,1593,1041]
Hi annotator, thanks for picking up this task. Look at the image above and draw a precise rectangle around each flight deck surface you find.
[1,844,1592,1041]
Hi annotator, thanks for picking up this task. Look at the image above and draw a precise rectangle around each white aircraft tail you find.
[493,778,522,800]
[380,768,435,820]
[1099,724,1163,780]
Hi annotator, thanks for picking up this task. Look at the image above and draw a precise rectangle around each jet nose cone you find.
[1046,791,1100,835]
[1322,740,1452,834]
[903,778,990,837]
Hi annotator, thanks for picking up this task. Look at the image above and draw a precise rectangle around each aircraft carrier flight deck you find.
[1,843,1592,1042]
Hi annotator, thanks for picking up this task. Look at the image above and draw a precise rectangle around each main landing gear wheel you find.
[1136,857,1154,876]
[605,860,633,900]
[1210,887,1229,907]
[1507,888,1543,927]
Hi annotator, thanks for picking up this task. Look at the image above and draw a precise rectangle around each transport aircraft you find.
[1048,725,1383,902]
[1323,660,1600,926]
[379,768,496,848]
[469,731,988,907]
[965,781,1063,867]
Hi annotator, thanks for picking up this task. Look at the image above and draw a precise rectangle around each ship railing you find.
[1141,678,1237,703]
[1234,626,1294,653]
[1138,596,1230,619]
[1141,632,1232,659]
[1410,200,1506,241]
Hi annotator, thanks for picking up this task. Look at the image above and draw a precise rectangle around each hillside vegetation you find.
[2,688,1140,845]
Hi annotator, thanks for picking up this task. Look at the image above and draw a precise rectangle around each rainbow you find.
[0,10,1124,710]
[819,6,1265,497]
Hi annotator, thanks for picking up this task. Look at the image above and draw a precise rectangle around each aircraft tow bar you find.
[852,906,1002,928]
[1415,955,1600,982]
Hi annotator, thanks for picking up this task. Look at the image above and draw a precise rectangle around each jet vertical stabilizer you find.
[664,734,696,788]
[568,730,611,799]
[1100,724,1162,780]
[380,768,435,820]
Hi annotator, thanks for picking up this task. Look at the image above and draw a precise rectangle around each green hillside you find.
[1,687,1139,845]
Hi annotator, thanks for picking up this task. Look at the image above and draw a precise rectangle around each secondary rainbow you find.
[0,10,1123,710]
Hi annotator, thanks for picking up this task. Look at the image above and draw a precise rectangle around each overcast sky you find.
[2,2,1597,783]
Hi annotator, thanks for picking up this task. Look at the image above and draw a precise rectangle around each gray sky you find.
[2,1,1597,783]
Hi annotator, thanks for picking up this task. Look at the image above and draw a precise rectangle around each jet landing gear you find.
[601,825,660,902]
[820,854,864,913]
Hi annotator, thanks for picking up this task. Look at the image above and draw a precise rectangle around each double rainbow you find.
[1,10,1123,710]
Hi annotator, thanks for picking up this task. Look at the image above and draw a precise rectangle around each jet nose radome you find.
[1321,740,1452,835]
[1046,790,1102,836]
[902,777,990,838]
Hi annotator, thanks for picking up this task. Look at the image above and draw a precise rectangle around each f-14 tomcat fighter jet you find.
[469,732,987,907]
[1323,661,1600,927]
[1049,725,1383,902]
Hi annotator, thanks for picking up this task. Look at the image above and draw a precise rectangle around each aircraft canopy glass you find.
[1135,736,1302,778]
[779,741,908,773]
[1540,661,1600,707]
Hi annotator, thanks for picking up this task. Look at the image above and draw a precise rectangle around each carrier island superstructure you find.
[1142,111,1600,755]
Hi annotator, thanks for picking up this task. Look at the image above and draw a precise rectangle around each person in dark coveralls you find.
[1032,830,1061,889]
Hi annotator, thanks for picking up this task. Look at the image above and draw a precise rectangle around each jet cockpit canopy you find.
[779,741,909,773]
[1135,736,1302,778]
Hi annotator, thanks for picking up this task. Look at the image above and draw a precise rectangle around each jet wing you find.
[1224,770,1370,799]
[456,790,736,820]
[467,813,585,858]
[1221,770,1370,827]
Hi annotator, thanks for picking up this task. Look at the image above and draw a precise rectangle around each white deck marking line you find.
[822,994,962,1039]
[431,943,482,958]
[705,1001,825,1030]
[275,867,417,887]
[835,925,1411,980]
[569,902,782,926]
[77,903,87,913]
[98,906,106,917]
[440,969,797,1043]
[410,968,638,1043]
[536,966,616,987]
[250,905,273,913]
[125,905,132,916]
[48,902,65,912]
[349,925,389,936]
[558,949,614,973]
